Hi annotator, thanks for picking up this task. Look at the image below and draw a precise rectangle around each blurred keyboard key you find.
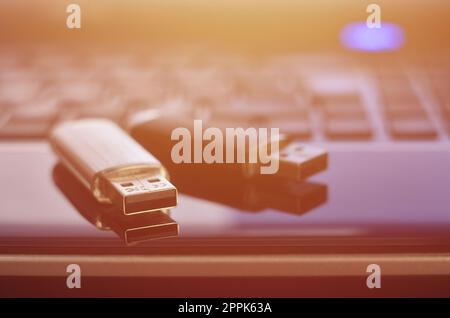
[76,108,125,122]
[74,101,126,122]
[322,103,366,119]
[212,106,308,121]
[440,101,450,122]
[388,118,437,140]
[324,117,372,140]
[270,118,311,139]
[307,73,358,96]
[0,115,53,138]
[378,79,414,96]
[207,115,311,139]
[383,93,422,108]
[14,99,58,118]
[384,105,427,119]
[57,98,90,110]
[432,76,450,101]
[51,80,104,101]
[0,80,42,103]
[316,92,362,105]
[0,100,58,138]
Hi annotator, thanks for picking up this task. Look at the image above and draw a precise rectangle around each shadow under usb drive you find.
[52,163,179,245]
[168,164,328,216]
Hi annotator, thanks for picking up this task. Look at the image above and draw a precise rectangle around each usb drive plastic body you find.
[127,110,327,180]
[50,118,178,215]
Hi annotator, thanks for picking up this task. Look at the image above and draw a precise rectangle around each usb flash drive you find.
[127,109,328,180]
[49,118,178,215]
[53,163,179,245]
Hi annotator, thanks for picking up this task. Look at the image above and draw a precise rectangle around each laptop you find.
[0,0,450,297]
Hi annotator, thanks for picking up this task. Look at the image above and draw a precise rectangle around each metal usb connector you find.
[273,141,328,180]
[105,175,177,215]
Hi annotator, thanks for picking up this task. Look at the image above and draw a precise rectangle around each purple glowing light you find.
[340,22,405,52]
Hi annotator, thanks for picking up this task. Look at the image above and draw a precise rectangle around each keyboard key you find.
[384,106,427,119]
[206,115,311,139]
[0,123,52,138]
[76,107,125,122]
[324,117,372,140]
[58,101,122,125]
[0,100,59,138]
[14,100,58,119]
[438,102,450,135]
[212,106,308,121]
[307,74,358,96]
[382,92,422,108]
[431,76,450,101]
[317,92,362,104]
[51,80,104,101]
[57,98,90,110]
[378,79,414,96]
[0,80,42,103]
[314,93,362,111]
[322,103,366,119]
[318,93,369,139]
[388,117,437,140]
[441,99,450,117]
[118,77,168,100]
[270,118,311,139]
[212,97,307,121]
[0,114,54,138]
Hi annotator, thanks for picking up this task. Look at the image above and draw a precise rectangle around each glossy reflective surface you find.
[1,143,450,252]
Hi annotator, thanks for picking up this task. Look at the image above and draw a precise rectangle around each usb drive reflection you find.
[169,164,327,216]
[52,163,179,245]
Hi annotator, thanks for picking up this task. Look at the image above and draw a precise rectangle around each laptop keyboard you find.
[0,49,449,142]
